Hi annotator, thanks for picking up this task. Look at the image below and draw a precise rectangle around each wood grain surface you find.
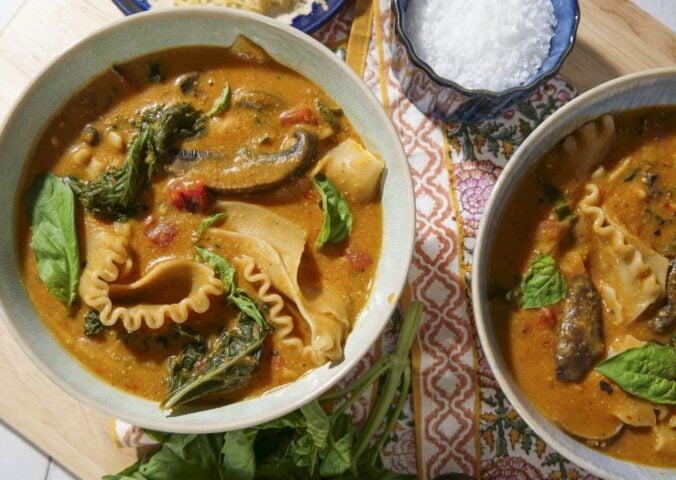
[0,0,673,479]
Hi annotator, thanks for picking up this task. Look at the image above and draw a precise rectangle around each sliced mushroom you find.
[207,130,318,195]
[560,419,625,448]
[649,259,676,333]
[233,89,286,111]
[556,276,604,382]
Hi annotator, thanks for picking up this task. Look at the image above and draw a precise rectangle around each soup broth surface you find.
[18,43,383,407]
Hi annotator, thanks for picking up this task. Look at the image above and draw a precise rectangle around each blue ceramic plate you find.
[111,0,348,33]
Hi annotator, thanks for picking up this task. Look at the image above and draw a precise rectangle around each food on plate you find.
[489,107,676,466]
[18,37,385,410]
[403,0,557,91]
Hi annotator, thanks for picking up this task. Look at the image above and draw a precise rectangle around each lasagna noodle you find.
[239,255,304,352]
[79,222,224,332]
[213,201,350,363]
[578,182,667,323]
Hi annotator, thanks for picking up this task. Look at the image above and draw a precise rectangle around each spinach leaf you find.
[66,126,156,221]
[595,343,676,405]
[314,175,352,248]
[151,103,206,158]
[27,173,80,308]
[541,182,571,221]
[68,103,205,221]
[520,254,567,309]
[195,213,226,240]
[167,341,206,393]
[84,310,105,337]
[161,316,268,409]
[208,84,231,117]
[162,248,269,409]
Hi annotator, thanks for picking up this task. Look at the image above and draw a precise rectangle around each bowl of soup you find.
[0,8,415,432]
[473,68,676,479]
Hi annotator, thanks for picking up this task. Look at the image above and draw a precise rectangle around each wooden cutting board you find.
[0,0,673,479]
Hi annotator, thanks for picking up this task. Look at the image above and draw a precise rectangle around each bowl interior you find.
[472,68,676,479]
[0,8,415,433]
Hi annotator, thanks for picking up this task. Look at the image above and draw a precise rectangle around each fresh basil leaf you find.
[27,173,80,308]
[521,254,567,309]
[301,400,330,450]
[102,460,147,480]
[314,174,352,248]
[222,430,257,480]
[595,343,676,405]
[143,429,172,443]
[138,434,224,480]
[195,213,226,239]
[319,414,353,477]
[254,410,306,431]
[291,432,321,474]
[195,246,236,294]
[84,310,104,337]
[208,84,231,117]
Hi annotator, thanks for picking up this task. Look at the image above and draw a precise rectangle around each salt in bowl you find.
[391,0,580,123]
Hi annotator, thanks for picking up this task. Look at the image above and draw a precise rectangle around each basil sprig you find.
[314,174,352,248]
[27,173,80,309]
[595,343,676,405]
[520,254,567,309]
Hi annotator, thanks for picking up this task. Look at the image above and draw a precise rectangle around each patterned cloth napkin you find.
[116,2,597,478]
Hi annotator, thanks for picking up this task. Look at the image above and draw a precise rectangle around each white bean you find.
[106,130,124,151]
[70,146,92,166]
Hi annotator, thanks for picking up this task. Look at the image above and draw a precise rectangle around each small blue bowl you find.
[391,0,580,123]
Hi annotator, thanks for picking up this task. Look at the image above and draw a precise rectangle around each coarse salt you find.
[404,0,557,91]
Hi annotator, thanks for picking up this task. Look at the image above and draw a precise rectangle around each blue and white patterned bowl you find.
[473,68,676,480]
[390,0,580,123]
[0,7,414,433]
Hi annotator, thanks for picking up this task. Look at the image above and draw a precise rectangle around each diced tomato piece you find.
[537,307,557,329]
[345,249,373,272]
[167,178,209,212]
[279,107,319,126]
[144,219,178,247]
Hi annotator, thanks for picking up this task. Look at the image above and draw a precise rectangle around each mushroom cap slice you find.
[207,130,318,195]
[559,419,625,448]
